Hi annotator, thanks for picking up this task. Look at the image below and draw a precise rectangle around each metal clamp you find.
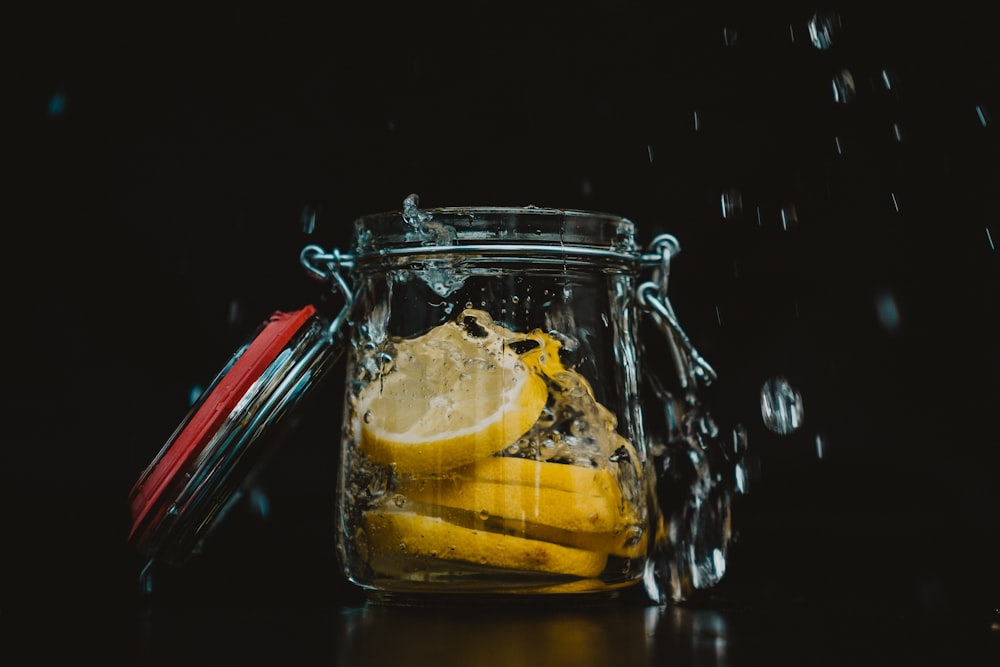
[300,244,356,338]
[638,234,717,391]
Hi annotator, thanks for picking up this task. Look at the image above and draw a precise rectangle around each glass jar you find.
[128,195,743,605]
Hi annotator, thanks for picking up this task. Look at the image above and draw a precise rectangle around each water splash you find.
[760,376,804,435]
[400,194,464,296]
[402,193,433,229]
[648,398,739,602]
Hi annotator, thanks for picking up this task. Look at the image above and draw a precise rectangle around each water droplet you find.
[363,410,374,424]
[808,11,841,50]
[720,188,743,220]
[715,305,723,326]
[986,226,996,251]
[814,432,826,459]
[647,144,655,162]
[227,299,241,326]
[734,462,749,495]
[834,136,845,155]
[760,376,804,435]
[880,68,896,91]
[832,69,856,104]
[693,110,701,132]
[510,295,519,304]
[402,193,428,227]
[722,26,738,47]
[248,486,270,519]
[975,104,990,128]
[890,192,900,212]
[731,424,749,456]
[874,288,901,332]
[696,412,719,438]
[891,122,904,142]
[188,384,204,406]
[779,204,798,231]
[301,206,316,234]
[478,509,490,521]
[48,90,67,117]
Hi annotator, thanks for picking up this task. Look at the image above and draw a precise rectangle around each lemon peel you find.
[363,510,609,578]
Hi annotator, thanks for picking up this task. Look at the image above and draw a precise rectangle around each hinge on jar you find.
[299,244,356,338]
[639,234,717,391]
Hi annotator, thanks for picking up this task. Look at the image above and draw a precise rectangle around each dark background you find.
[10,3,998,664]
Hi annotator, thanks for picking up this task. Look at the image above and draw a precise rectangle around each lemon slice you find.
[401,457,629,532]
[357,310,549,474]
[363,510,609,578]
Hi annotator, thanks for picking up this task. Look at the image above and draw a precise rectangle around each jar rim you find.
[352,204,640,260]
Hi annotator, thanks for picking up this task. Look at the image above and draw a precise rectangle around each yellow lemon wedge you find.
[357,310,549,474]
[363,510,609,578]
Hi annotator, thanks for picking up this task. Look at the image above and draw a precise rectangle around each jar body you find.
[335,207,654,600]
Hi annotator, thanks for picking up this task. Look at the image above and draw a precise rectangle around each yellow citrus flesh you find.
[363,510,609,578]
[357,310,549,474]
